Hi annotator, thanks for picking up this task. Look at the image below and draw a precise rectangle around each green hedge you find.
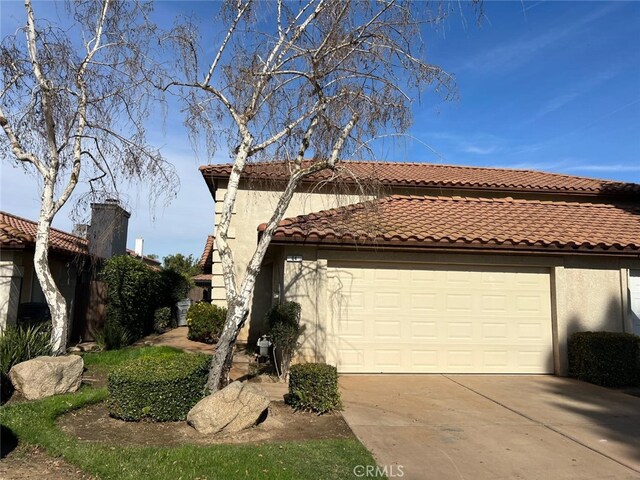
[568,331,640,387]
[187,303,227,344]
[108,352,210,421]
[287,363,342,414]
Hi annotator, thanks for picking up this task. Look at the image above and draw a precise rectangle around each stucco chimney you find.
[72,224,89,238]
[88,199,130,259]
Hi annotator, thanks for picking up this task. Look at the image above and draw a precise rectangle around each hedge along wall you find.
[568,331,640,387]
[108,352,210,421]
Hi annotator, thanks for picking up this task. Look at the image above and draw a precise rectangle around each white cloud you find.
[461,4,622,74]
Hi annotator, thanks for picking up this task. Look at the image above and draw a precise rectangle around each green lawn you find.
[1,347,379,480]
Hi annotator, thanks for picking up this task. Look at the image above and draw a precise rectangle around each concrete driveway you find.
[340,375,640,480]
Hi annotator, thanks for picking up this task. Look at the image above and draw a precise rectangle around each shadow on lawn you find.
[1,424,18,458]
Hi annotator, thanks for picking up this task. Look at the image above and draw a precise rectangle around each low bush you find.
[187,303,227,344]
[287,363,342,414]
[0,323,52,375]
[108,351,210,421]
[568,331,640,387]
[0,323,52,401]
[267,302,305,380]
[153,307,172,333]
[94,320,132,351]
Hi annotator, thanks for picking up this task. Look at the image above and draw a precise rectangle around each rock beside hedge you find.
[9,355,83,400]
[187,381,270,435]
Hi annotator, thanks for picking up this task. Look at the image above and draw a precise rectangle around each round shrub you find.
[187,303,227,344]
[108,352,210,421]
[287,363,342,414]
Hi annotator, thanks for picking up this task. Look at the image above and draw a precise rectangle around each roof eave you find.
[267,236,640,257]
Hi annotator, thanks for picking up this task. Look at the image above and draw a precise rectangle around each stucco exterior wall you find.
[211,181,366,341]
[0,251,23,331]
[0,249,80,339]
[273,246,639,375]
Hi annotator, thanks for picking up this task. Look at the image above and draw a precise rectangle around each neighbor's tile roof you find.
[200,161,640,196]
[0,211,89,256]
[198,235,215,271]
[261,196,640,254]
[193,273,212,284]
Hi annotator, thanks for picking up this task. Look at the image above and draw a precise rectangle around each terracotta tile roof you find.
[198,235,215,271]
[200,160,640,197]
[126,249,162,268]
[193,273,212,284]
[261,196,640,254]
[0,211,89,256]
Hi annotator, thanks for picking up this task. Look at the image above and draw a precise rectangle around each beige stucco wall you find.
[0,251,23,331]
[0,249,79,339]
[211,180,366,341]
[273,246,638,375]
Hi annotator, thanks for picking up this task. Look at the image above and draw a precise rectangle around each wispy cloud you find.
[568,164,640,173]
[526,67,622,124]
[460,4,622,74]
[460,145,498,155]
[424,131,504,156]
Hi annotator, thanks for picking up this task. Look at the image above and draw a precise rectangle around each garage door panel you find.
[327,262,553,374]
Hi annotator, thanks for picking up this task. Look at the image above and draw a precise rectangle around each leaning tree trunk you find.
[34,193,68,355]
[207,303,249,390]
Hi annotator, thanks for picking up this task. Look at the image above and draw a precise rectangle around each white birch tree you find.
[0,0,177,354]
[169,0,478,390]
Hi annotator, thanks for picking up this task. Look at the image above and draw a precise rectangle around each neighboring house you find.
[189,235,214,303]
[0,200,159,341]
[200,161,640,376]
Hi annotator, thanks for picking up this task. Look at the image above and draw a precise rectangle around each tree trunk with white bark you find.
[34,196,68,354]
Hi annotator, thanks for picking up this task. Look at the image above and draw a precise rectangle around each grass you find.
[81,345,186,369]
[1,346,379,480]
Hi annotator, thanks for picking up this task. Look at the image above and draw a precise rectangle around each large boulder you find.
[187,381,270,435]
[9,355,84,400]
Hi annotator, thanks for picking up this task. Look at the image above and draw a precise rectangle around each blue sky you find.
[1,1,639,260]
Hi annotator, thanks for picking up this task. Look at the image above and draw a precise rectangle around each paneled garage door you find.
[326,262,553,373]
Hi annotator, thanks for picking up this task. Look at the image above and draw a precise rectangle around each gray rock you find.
[187,381,270,435]
[9,355,84,400]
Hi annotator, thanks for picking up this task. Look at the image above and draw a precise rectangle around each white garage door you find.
[326,262,553,374]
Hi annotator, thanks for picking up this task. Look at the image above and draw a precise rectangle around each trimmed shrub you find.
[153,307,172,333]
[0,323,52,402]
[287,363,342,414]
[101,255,160,341]
[568,331,640,387]
[108,352,210,421]
[267,302,305,380]
[187,303,227,344]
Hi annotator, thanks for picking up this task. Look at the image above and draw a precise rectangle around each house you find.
[200,161,640,375]
[0,200,160,341]
[189,235,214,303]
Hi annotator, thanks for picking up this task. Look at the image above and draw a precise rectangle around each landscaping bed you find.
[58,400,354,446]
[1,346,378,480]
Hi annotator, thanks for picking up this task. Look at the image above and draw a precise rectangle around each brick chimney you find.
[87,199,130,259]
